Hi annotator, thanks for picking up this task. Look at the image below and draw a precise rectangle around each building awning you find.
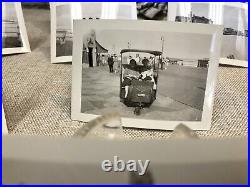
[121,49,162,56]
[96,40,108,53]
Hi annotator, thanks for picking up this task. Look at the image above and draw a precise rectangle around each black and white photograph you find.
[2,3,22,48]
[51,2,137,63]
[220,4,248,62]
[55,3,73,57]
[136,2,168,20]
[2,2,30,54]
[81,29,209,121]
[72,20,223,130]
[172,2,248,66]
[175,3,212,24]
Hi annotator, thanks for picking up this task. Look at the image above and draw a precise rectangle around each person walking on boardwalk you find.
[108,55,114,73]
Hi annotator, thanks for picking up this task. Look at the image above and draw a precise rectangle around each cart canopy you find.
[121,49,162,56]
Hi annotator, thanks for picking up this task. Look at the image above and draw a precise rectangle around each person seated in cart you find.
[127,56,133,64]
[122,59,140,99]
[140,58,157,90]
[120,49,162,105]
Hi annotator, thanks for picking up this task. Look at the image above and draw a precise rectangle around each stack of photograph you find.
[2,2,247,185]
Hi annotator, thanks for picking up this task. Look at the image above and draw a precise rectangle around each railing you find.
[2,20,20,38]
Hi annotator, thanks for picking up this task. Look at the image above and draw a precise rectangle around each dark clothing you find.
[88,48,93,67]
[159,59,164,70]
[142,58,149,66]
[122,77,137,87]
[108,57,114,73]
[107,57,114,65]
[122,68,140,87]
[96,55,101,66]
[109,64,114,73]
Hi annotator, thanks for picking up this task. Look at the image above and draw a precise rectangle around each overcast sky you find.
[192,3,209,18]
[223,5,248,31]
[94,29,212,59]
[2,3,17,21]
[56,4,72,30]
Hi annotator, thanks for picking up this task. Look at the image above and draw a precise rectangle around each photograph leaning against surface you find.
[51,2,137,63]
[136,2,168,20]
[2,2,30,54]
[71,20,223,130]
[55,3,73,58]
[171,2,248,66]
[2,3,23,48]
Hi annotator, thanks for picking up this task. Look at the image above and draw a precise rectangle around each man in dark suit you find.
[107,55,114,73]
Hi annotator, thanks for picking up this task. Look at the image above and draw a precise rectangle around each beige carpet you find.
[2,9,248,139]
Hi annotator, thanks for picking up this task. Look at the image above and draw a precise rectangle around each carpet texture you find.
[2,9,248,139]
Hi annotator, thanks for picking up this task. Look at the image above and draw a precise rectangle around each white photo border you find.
[50,2,137,64]
[2,104,8,135]
[71,20,223,131]
[2,2,31,55]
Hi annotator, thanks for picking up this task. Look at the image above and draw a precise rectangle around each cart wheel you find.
[134,107,141,115]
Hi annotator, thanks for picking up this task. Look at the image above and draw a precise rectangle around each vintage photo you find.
[172,2,248,66]
[72,20,223,130]
[51,2,137,63]
[55,4,73,57]
[2,2,30,54]
[136,2,168,20]
[175,3,211,24]
[220,4,248,62]
[81,29,210,121]
[2,3,23,48]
